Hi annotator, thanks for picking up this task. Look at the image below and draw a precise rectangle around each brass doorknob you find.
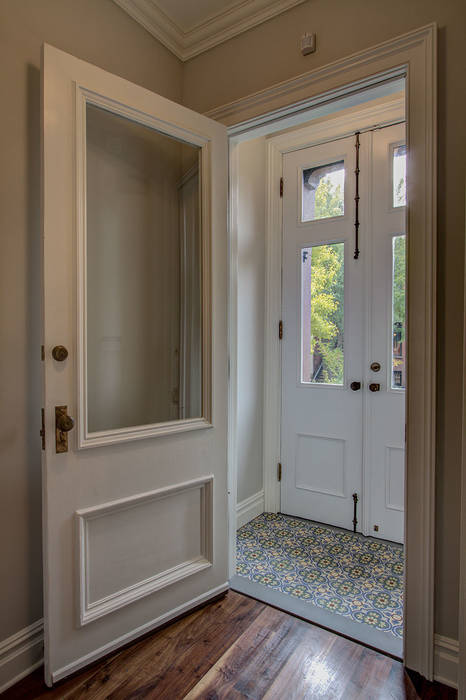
[350,381,361,391]
[369,383,381,392]
[57,412,74,432]
[52,345,69,361]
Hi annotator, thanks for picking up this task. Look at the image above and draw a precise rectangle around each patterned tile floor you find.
[236,513,404,640]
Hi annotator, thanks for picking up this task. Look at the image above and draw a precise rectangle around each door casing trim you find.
[223,24,437,679]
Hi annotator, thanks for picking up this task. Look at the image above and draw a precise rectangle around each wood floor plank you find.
[187,605,405,700]
[2,592,457,700]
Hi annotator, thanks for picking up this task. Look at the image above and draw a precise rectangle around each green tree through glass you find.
[309,175,344,384]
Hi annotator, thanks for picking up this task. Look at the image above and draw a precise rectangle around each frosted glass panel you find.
[86,104,202,432]
[301,243,345,384]
[302,160,345,222]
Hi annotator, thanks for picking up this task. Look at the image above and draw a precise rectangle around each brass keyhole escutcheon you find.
[370,361,381,372]
[52,345,69,362]
[369,383,381,392]
[55,405,75,453]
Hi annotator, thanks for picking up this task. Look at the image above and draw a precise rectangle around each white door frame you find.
[217,24,437,679]
[459,195,466,698]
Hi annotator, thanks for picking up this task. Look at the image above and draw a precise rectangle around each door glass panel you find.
[302,160,345,222]
[86,103,202,433]
[301,242,344,384]
[391,235,406,389]
[393,145,406,207]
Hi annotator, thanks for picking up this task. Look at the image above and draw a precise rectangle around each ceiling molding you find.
[113,0,307,61]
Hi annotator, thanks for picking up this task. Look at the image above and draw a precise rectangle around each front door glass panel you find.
[301,242,345,384]
[86,104,202,432]
[302,160,345,222]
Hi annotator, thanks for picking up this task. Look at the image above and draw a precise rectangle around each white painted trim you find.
[223,25,437,679]
[236,490,265,529]
[0,620,44,694]
[0,661,44,696]
[75,85,214,449]
[227,140,240,579]
[76,476,214,625]
[459,183,466,700]
[112,0,306,61]
[434,635,459,690]
[52,581,229,683]
[208,26,431,127]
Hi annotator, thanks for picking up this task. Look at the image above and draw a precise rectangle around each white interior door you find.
[41,44,228,685]
[280,126,406,543]
[280,137,365,530]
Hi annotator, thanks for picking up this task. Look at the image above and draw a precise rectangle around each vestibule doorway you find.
[281,124,406,545]
[229,81,407,658]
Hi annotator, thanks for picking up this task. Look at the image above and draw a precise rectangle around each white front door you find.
[281,136,364,530]
[42,45,228,684]
[280,125,406,543]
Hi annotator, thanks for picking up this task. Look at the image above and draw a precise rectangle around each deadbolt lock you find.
[369,383,381,392]
[55,405,74,453]
[52,345,69,362]
[370,361,381,372]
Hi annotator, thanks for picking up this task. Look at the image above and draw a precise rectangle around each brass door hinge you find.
[280,177,284,197]
[279,320,283,339]
[40,408,45,450]
[278,462,282,482]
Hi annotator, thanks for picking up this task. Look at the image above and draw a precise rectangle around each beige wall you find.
[184,0,466,641]
[236,137,267,504]
[0,0,181,642]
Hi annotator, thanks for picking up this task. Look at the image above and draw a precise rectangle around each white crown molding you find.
[113,0,307,61]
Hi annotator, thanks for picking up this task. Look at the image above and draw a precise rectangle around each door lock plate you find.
[55,405,74,453]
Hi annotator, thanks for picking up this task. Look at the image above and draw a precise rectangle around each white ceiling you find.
[113,0,307,61]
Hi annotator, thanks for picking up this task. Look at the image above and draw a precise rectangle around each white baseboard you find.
[236,490,265,529]
[434,634,459,689]
[0,619,44,694]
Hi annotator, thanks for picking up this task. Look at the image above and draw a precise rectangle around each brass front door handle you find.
[350,381,361,391]
[55,405,74,453]
[369,383,381,392]
[57,412,74,432]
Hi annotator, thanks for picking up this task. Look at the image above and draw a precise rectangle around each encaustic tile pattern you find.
[236,512,403,639]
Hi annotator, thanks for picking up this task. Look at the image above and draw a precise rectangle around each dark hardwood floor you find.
[2,591,456,699]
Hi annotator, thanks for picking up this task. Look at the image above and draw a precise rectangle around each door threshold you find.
[230,574,402,659]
